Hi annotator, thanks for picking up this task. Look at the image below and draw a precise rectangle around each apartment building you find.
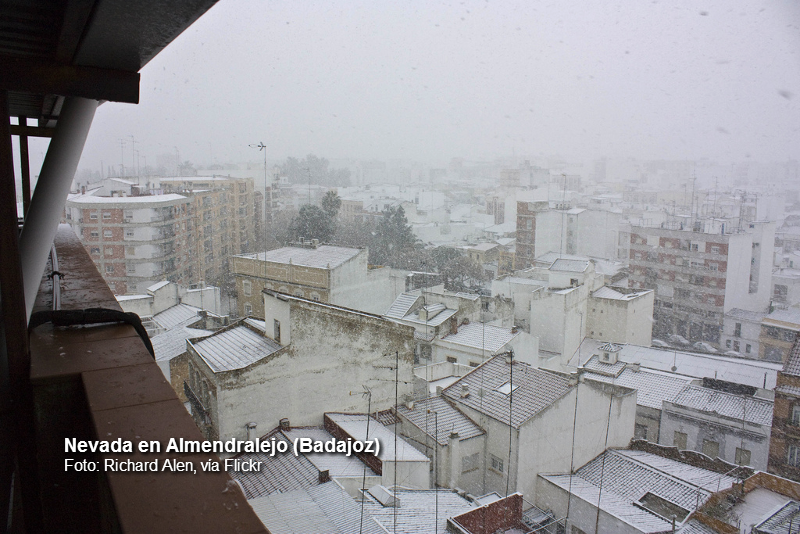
[65,192,193,294]
[515,200,622,267]
[628,219,775,347]
[159,176,257,282]
[66,176,257,294]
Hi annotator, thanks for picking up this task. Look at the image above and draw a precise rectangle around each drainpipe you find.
[19,97,98,321]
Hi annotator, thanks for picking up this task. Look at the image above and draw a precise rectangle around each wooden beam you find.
[0,56,139,104]
[10,124,54,138]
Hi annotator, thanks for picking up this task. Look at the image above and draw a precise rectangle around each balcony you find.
[20,227,266,533]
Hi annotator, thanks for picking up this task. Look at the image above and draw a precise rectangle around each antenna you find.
[249,143,270,305]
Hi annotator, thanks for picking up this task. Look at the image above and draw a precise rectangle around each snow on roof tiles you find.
[584,364,693,409]
[782,338,800,377]
[439,322,517,353]
[384,292,420,319]
[396,397,484,446]
[443,356,572,428]
[190,322,282,373]
[667,385,773,427]
[549,258,590,272]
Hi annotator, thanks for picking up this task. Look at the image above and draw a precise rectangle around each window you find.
[105,264,114,273]
[461,453,479,473]
[102,212,111,219]
[244,303,252,316]
[104,248,113,256]
[469,361,480,367]
[489,454,504,473]
[634,423,648,440]
[709,263,718,271]
[726,340,732,348]
[789,445,800,467]
[243,280,252,297]
[103,229,113,238]
[89,212,98,220]
[90,247,100,255]
[711,246,720,254]
[673,431,687,450]
[745,344,751,354]
[125,229,134,238]
[690,243,698,252]
[446,356,457,364]
[702,439,720,459]
[496,382,518,395]
[90,230,99,238]
[273,320,281,343]
[792,406,800,426]
[735,447,751,466]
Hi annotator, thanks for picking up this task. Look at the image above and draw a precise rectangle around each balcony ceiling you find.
[0,0,218,127]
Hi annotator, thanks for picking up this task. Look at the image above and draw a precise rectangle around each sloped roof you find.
[395,397,484,446]
[782,337,800,377]
[190,321,282,373]
[667,385,773,427]
[229,433,319,499]
[586,367,693,410]
[281,427,378,479]
[442,356,573,429]
[592,286,651,301]
[362,488,476,534]
[549,258,590,273]
[439,322,518,354]
[384,292,420,319]
[325,414,429,463]
[540,449,737,534]
[153,303,200,330]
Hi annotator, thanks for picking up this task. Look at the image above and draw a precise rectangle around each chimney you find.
[311,238,319,248]
[436,386,444,396]
[568,373,579,386]
[461,384,470,398]
[405,400,415,410]
[246,422,258,443]
[299,237,305,245]
[279,418,290,431]
[318,469,330,483]
[629,362,641,372]
[81,186,86,194]
[511,326,519,334]
[448,432,460,488]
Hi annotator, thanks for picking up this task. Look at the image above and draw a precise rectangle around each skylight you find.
[496,382,518,396]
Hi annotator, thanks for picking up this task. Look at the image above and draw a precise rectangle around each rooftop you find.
[442,356,573,429]
[383,292,421,319]
[325,413,430,463]
[237,245,362,270]
[395,397,484,446]
[783,337,800,377]
[65,193,188,204]
[541,449,737,534]
[574,339,782,389]
[592,286,651,301]
[189,320,282,373]
[549,258,590,273]
[439,322,518,353]
[667,385,774,427]
[726,307,769,323]
[582,361,694,410]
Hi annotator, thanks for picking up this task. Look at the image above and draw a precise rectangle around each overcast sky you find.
[71,0,800,173]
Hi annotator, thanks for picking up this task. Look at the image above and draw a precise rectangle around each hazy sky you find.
[71,0,800,172]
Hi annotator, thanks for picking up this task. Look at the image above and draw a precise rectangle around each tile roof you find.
[384,292,420,319]
[325,414,430,463]
[541,449,737,534]
[395,397,484,446]
[442,356,573,429]
[581,355,626,377]
[776,385,800,397]
[765,308,800,327]
[439,322,518,354]
[584,366,694,409]
[754,499,800,534]
[667,385,773,427]
[238,245,362,269]
[229,433,320,499]
[152,303,201,330]
[549,258,590,272]
[782,337,800,377]
[190,321,282,373]
[362,488,476,534]
[281,428,378,478]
